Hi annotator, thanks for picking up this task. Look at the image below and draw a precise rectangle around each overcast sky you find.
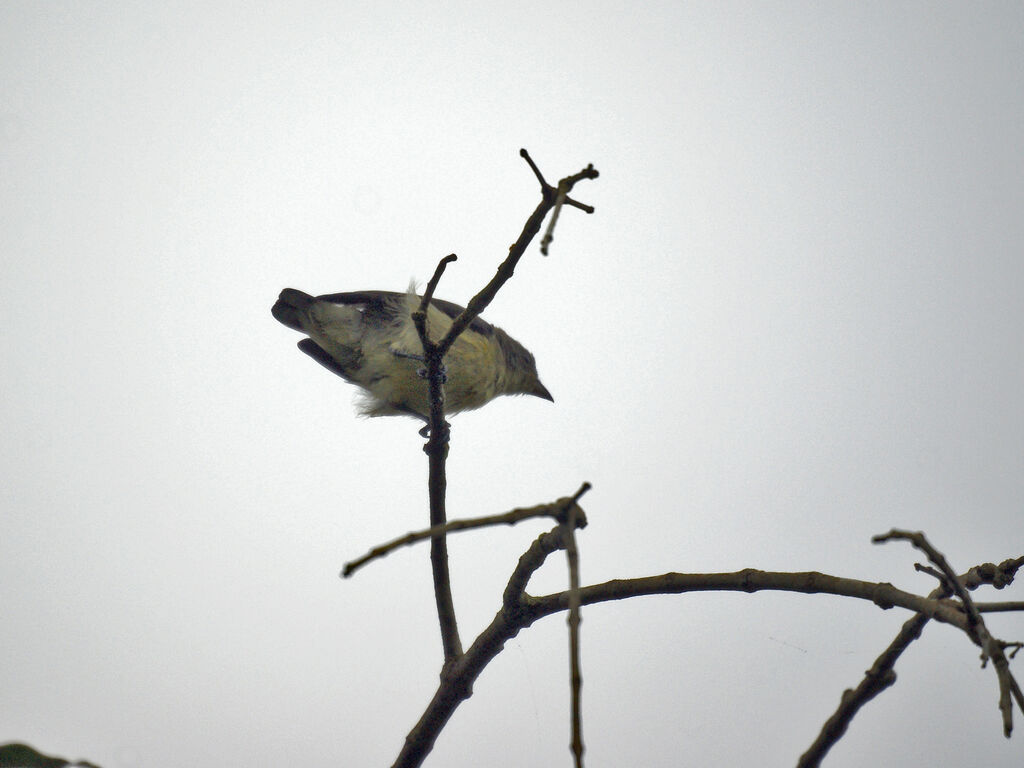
[2,2,1022,767]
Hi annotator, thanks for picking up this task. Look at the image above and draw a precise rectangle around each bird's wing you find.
[297,338,357,383]
[315,291,495,337]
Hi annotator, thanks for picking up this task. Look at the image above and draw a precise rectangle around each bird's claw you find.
[394,350,447,383]
[416,364,447,384]
[393,350,425,363]
[418,420,451,441]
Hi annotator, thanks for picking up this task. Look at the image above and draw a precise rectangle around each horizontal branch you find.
[978,602,1024,613]
[526,570,971,631]
[394,538,1016,768]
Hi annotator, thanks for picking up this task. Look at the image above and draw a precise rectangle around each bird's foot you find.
[393,349,425,363]
[393,350,447,383]
[418,420,451,441]
[417,364,448,384]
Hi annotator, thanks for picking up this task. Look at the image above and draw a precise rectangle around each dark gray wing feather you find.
[297,338,357,383]
[316,291,495,336]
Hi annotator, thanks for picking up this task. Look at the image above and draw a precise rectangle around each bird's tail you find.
[271,288,314,331]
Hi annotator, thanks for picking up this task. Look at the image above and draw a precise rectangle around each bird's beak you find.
[531,380,554,402]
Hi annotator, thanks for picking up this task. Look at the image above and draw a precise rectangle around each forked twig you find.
[402,152,599,675]
[873,530,1024,737]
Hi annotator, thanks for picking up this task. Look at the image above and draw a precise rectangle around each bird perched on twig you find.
[272,288,553,421]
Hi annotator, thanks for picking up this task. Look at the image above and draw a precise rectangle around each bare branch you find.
[874,530,1024,736]
[914,562,949,585]
[563,495,585,767]
[799,570,957,768]
[540,188,567,256]
[413,253,463,664]
[529,570,971,629]
[435,151,598,357]
[342,488,590,578]
[563,196,596,214]
[541,164,598,255]
[412,253,458,349]
[873,530,983,640]
[519,147,549,188]
[978,602,1024,613]
[963,557,1024,590]
[409,153,598,667]
[418,254,458,316]
[393,552,1007,767]
[393,522,582,768]
[798,616,919,767]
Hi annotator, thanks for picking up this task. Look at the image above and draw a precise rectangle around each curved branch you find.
[393,561,979,768]
[527,571,970,630]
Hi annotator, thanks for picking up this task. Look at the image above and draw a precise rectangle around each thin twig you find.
[798,572,956,768]
[435,151,598,358]
[540,187,566,256]
[415,253,463,664]
[564,496,585,767]
[393,519,586,768]
[418,254,458,316]
[873,530,983,640]
[410,152,598,666]
[394,151,598,759]
[979,602,1024,613]
[519,148,549,187]
[873,530,1024,736]
[342,489,590,577]
[798,615,924,767]
[412,253,457,358]
[541,164,598,255]
[914,563,948,584]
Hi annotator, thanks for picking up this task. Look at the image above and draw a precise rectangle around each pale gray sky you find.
[2,2,1022,767]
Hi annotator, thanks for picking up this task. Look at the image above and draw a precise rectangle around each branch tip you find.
[571,483,592,505]
[419,253,458,315]
[520,148,548,188]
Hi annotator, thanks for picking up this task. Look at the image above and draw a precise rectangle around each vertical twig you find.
[411,150,597,682]
[414,254,463,663]
[563,484,590,768]
[413,152,596,665]
[393,517,585,768]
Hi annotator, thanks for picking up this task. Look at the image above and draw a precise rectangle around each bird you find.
[271,288,552,421]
